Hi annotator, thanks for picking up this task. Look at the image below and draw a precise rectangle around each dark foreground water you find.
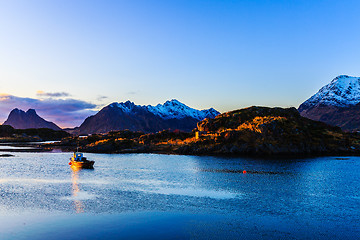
[0,151,359,239]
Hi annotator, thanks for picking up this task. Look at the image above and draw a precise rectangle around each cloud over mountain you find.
[36,91,71,98]
[0,94,97,128]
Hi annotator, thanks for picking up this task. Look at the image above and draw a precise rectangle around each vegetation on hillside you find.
[47,106,360,156]
[181,106,359,155]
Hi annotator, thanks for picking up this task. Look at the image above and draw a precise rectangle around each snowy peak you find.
[163,99,182,106]
[110,100,137,113]
[108,99,220,121]
[146,99,219,121]
[298,75,360,132]
[300,75,360,109]
[78,99,220,134]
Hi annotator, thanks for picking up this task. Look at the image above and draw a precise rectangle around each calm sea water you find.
[0,150,359,239]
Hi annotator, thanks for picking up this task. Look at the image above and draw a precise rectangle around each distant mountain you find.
[77,99,220,134]
[145,99,219,120]
[298,75,360,131]
[3,108,61,130]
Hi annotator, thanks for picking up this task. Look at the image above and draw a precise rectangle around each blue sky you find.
[1,0,360,127]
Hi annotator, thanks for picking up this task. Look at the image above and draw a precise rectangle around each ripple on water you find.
[61,191,99,201]
[0,178,110,185]
[0,152,359,239]
[142,187,240,199]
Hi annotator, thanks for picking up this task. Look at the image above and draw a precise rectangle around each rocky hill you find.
[77,99,219,134]
[299,75,360,131]
[3,108,61,130]
[178,106,360,155]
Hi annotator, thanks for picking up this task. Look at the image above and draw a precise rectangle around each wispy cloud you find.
[127,91,138,95]
[0,94,97,128]
[97,95,108,101]
[36,90,71,98]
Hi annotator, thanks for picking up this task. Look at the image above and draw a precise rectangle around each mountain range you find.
[4,76,360,135]
[298,75,360,131]
[2,100,219,134]
[77,99,219,134]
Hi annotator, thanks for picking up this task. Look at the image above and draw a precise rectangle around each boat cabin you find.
[73,152,85,161]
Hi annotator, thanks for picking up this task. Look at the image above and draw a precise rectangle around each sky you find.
[1,0,360,127]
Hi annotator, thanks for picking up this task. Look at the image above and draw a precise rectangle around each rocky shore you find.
[0,125,70,143]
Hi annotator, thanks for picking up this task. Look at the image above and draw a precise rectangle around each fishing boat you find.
[69,152,95,169]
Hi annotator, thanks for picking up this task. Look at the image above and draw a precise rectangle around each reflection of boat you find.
[69,152,95,169]
[71,167,84,213]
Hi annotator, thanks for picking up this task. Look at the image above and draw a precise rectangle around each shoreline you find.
[2,141,359,159]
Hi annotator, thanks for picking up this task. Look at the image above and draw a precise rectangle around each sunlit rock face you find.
[299,75,360,131]
[177,106,358,155]
[3,108,61,130]
[77,99,220,134]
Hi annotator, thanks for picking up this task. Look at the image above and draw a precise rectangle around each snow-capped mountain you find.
[298,75,360,131]
[146,99,219,120]
[109,99,219,120]
[299,75,360,109]
[78,99,220,134]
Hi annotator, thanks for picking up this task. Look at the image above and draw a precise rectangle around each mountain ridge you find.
[299,75,360,109]
[77,99,220,134]
[299,75,360,131]
[3,108,61,130]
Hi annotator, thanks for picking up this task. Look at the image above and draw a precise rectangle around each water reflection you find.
[199,168,294,175]
[71,167,84,213]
